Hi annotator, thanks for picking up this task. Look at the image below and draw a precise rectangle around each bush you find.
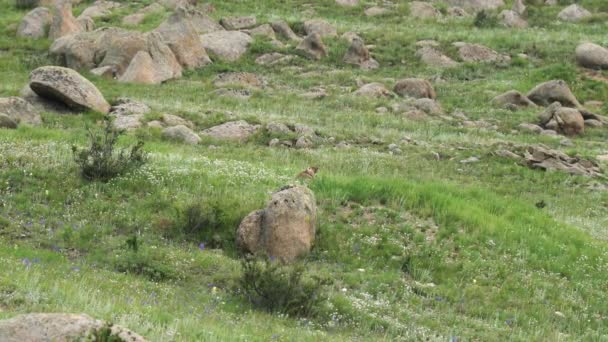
[473,10,498,29]
[15,0,38,9]
[72,118,147,182]
[240,257,328,317]
[113,248,177,281]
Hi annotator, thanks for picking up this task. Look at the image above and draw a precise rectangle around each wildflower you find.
[198,243,205,251]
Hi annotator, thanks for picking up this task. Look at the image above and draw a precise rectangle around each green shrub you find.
[15,0,38,9]
[72,118,147,182]
[240,257,328,317]
[89,324,123,342]
[113,247,176,281]
[473,10,498,28]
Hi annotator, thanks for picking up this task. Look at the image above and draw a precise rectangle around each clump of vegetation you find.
[474,10,498,28]
[113,246,177,282]
[72,118,147,182]
[89,324,123,342]
[240,257,328,317]
[15,0,38,9]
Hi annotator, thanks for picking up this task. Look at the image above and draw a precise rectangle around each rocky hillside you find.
[0,0,607,340]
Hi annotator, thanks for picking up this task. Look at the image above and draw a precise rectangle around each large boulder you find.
[454,42,510,63]
[29,66,110,113]
[557,4,591,22]
[17,7,52,39]
[394,78,436,99]
[201,31,252,61]
[575,43,608,70]
[354,82,391,98]
[48,1,87,41]
[118,33,183,85]
[96,28,147,75]
[416,46,459,68]
[177,6,224,34]
[296,33,328,60]
[20,84,73,114]
[49,29,104,70]
[303,19,337,38]
[410,1,441,18]
[220,16,257,30]
[527,80,581,108]
[237,185,317,262]
[201,120,261,141]
[0,97,41,126]
[163,125,201,144]
[271,20,301,41]
[154,8,212,69]
[0,313,146,342]
[78,0,120,19]
[343,37,378,70]
[537,102,584,136]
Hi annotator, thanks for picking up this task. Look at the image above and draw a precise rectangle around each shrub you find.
[473,10,498,29]
[113,248,177,281]
[72,118,147,182]
[15,0,38,9]
[240,257,328,317]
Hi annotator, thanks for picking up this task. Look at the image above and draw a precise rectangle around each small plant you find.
[113,248,176,281]
[89,323,123,342]
[15,0,38,9]
[473,10,498,29]
[72,117,147,182]
[240,257,328,317]
[166,200,235,248]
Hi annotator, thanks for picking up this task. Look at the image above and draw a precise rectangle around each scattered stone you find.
[512,0,526,15]
[460,156,480,164]
[336,0,358,6]
[163,125,200,144]
[212,72,263,89]
[527,80,581,108]
[410,2,441,18]
[110,98,151,116]
[220,16,257,30]
[454,42,510,63]
[0,97,42,126]
[416,46,459,68]
[0,113,18,129]
[176,6,224,35]
[246,24,276,40]
[113,114,143,131]
[557,4,591,22]
[525,145,601,177]
[518,123,543,134]
[162,113,192,128]
[575,43,608,70]
[492,90,536,108]
[29,66,110,113]
[303,19,337,38]
[201,120,261,141]
[296,33,328,60]
[78,0,120,19]
[354,82,391,98]
[271,20,301,42]
[343,37,379,70]
[394,78,436,99]
[255,53,293,66]
[237,185,317,262]
[49,1,87,41]
[266,122,291,134]
[364,7,389,17]
[413,98,443,115]
[0,313,146,342]
[201,31,253,61]
[17,7,52,39]
[295,136,314,149]
[499,10,528,28]
[299,88,327,100]
[118,33,182,85]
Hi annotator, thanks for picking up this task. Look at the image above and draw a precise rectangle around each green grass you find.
[1,0,608,340]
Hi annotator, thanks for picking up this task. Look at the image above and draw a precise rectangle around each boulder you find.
[78,0,120,19]
[492,90,536,108]
[17,7,52,39]
[394,78,436,99]
[410,1,441,18]
[220,16,257,30]
[49,29,102,70]
[29,66,110,113]
[416,46,459,68]
[110,98,151,116]
[175,6,224,34]
[162,113,192,127]
[518,123,543,134]
[527,80,581,108]
[212,72,263,89]
[454,42,510,63]
[557,4,591,22]
[237,185,317,262]
[255,52,293,66]
[96,28,148,75]
[20,84,73,114]
[440,0,504,12]
[296,33,328,60]
[354,82,391,98]
[0,97,42,126]
[0,313,146,342]
[412,98,443,115]
[553,107,585,136]
[201,31,253,61]
[154,8,212,69]
[271,20,301,41]
[118,33,182,85]
[48,1,86,41]
[163,125,200,144]
[113,114,143,130]
[499,10,528,28]
[246,24,276,40]
[343,37,379,70]
[365,6,389,16]
[201,120,261,141]
[303,19,337,38]
[525,145,601,177]
[0,113,18,129]
[122,3,163,26]
[575,43,608,70]
[447,7,469,17]
[295,136,314,149]
[512,0,526,16]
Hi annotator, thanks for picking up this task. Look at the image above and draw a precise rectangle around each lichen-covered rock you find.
[163,125,201,144]
[343,37,378,70]
[201,120,261,141]
[575,43,608,70]
[303,19,337,38]
[296,33,328,60]
[354,82,391,98]
[394,78,436,99]
[201,31,253,61]
[118,33,182,85]
[220,16,257,30]
[17,7,52,38]
[0,97,42,125]
[557,4,591,22]
[492,90,536,108]
[527,80,581,108]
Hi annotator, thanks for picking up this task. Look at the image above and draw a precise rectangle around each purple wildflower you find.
[198,243,205,251]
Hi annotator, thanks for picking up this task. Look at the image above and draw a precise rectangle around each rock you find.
[266,122,291,134]
[413,98,443,115]
[163,125,200,144]
[537,101,563,125]
[78,0,120,19]
[460,156,480,164]
[557,4,591,22]
[48,1,85,41]
[294,124,315,137]
[295,136,314,149]
[95,28,148,75]
[442,0,504,12]
[499,10,528,28]
[246,24,276,40]
[175,6,224,35]
[336,0,358,6]
[29,66,110,113]
[158,0,196,9]
[122,3,163,26]
[0,313,146,342]
[585,119,603,128]
[553,107,584,136]
[512,0,526,16]
[303,19,337,38]
[17,7,52,38]
[90,65,116,79]
[255,53,293,66]
[296,33,328,60]
[154,8,212,69]
[394,78,436,99]
[110,98,151,116]
[525,145,601,177]
[49,29,101,70]
[201,31,253,61]
[212,72,263,89]
[237,185,317,262]
[118,33,182,85]
[201,120,260,141]
[354,82,391,98]
[495,149,522,160]
[447,7,469,17]
[416,46,459,68]
[364,6,389,16]
[0,97,41,126]
[147,120,164,129]
[575,43,608,70]
[271,20,301,41]
[492,90,535,108]
[518,123,543,133]
[454,42,510,63]
[113,114,143,130]
[220,16,256,30]
[527,80,581,108]
[343,37,379,70]
[0,113,18,129]
[20,84,73,114]
[410,1,441,18]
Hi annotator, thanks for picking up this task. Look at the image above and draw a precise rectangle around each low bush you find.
[473,10,498,29]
